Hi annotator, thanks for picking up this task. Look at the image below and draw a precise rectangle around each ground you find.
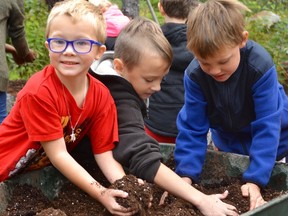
[3,80,287,216]
[7,80,26,97]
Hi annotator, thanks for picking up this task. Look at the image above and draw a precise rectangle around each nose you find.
[63,42,75,54]
[151,81,161,92]
[208,66,221,76]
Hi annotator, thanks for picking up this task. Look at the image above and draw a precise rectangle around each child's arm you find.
[41,138,137,216]
[94,150,126,183]
[154,163,239,216]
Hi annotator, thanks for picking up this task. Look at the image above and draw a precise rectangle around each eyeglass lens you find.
[49,39,93,53]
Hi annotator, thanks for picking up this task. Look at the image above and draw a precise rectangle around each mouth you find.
[61,61,78,65]
[213,74,226,81]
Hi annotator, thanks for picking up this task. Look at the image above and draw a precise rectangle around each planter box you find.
[160,144,288,216]
[1,144,288,215]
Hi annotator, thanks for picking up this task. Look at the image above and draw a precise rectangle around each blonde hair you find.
[187,0,250,58]
[114,17,173,70]
[45,0,106,44]
[89,0,111,7]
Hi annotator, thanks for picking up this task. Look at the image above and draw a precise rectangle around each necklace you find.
[62,79,87,142]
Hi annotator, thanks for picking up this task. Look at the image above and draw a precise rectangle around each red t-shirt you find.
[0,65,118,181]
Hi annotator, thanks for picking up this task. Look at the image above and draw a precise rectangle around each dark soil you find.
[3,80,287,216]
[1,155,287,216]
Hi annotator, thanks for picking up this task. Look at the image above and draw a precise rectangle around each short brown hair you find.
[114,17,173,70]
[160,0,199,19]
[187,0,250,58]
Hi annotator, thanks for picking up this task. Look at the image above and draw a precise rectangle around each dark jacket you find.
[144,23,194,137]
[89,52,162,182]
[175,40,288,187]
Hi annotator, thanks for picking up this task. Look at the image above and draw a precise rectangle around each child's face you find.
[195,45,242,82]
[45,14,105,78]
[115,52,170,100]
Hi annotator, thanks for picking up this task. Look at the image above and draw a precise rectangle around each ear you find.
[240,31,249,48]
[45,41,49,50]
[95,45,106,60]
[113,58,125,76]
[158,2,165,16]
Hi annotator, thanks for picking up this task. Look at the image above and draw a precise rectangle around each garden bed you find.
[1,149,288,216]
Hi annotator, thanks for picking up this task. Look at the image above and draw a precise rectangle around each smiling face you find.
[45,14,105,79]
[114,52,170,100]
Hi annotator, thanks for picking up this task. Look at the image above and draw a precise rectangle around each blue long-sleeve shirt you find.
[175,40,288,187]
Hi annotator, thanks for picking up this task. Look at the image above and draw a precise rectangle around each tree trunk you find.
[122,0,139,19]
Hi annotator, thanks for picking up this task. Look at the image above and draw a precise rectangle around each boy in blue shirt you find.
[175,0,288,211]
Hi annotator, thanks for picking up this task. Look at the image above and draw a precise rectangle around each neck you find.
[164,17,186,24]
[62,76,88,108]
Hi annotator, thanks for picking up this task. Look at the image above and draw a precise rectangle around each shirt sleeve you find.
[87,93,119,154]
[20,93,63,142]
[174,72,210,183]
[8,0,30,57]
[243,66,282,187]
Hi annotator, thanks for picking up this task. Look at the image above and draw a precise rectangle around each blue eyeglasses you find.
[47,38,102,54]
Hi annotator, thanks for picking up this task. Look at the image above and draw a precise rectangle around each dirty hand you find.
[100,188,138,216]
[241,182,267,210]
[199,190,239,216]
[137,178,153,208]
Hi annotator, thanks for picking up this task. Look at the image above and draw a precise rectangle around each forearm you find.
[154,163,205,207]
[51,151,107,201]
[41,139,106,201]
[95,151,126,183]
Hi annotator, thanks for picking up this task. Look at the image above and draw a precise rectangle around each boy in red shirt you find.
[0,1,137,215]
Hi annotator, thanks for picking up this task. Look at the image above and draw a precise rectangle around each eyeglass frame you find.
[46,38,103,54]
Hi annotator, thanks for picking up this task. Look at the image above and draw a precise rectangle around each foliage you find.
[8,0,49,80]
[241,0,288,88]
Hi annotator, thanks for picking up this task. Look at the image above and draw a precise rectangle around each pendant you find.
[70,129,76,142]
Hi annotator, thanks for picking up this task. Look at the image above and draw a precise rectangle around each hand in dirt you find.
[199,190,239,216]
[100,188,138,216]
[241,182,267,210]
[137,178,153,208]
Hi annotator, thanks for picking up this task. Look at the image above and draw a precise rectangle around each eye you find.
[219,60,229,65]
[75,40,90,46]
[54,39,66,45]
[145,78,153,83]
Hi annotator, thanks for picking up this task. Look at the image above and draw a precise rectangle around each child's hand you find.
[198,190,239,216]
[100,188,139,216]
[137,178,153,208]
[241,182,267,210]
